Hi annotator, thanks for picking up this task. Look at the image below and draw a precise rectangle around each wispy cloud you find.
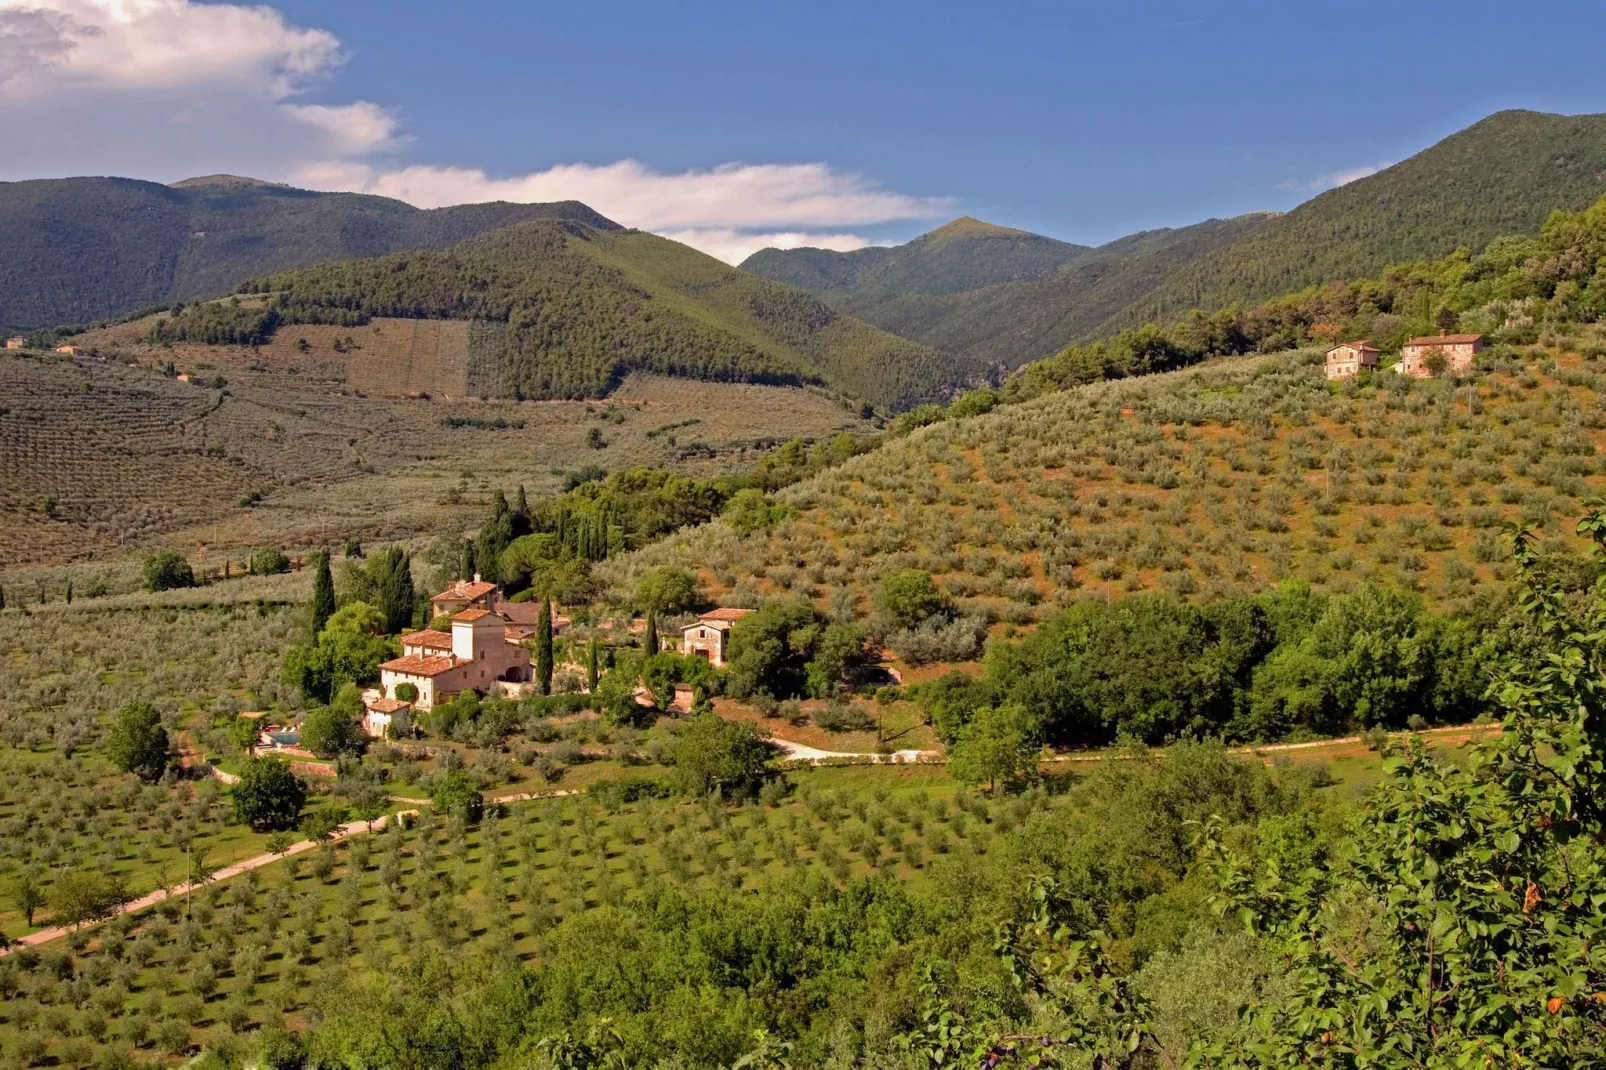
[0,0,948,263]
[1278,162,1393,193]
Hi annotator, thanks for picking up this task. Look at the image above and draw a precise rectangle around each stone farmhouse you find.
[1397,331,1485,378]
[680,608,755,668]
[3,336,24,350]
[53,344,84,356]
[1324,340,1380,380]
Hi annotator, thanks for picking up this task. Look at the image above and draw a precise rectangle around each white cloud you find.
[304,160,945,261]
[1279,162,1392,193]
[655,229,882,264]
[0,1,947,262]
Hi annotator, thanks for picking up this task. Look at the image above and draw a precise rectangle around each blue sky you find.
[5,0,1606,260]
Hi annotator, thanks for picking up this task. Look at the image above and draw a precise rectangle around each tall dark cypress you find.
[311,549,336,634]
[458,539,474,581]
[644,614,659,658]
[586,637,599,692]
[536,597,554,695]
[376,548,415,635]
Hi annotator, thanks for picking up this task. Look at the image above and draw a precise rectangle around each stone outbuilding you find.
[430,576,500,619]
[680,608,756,668]
[3,336,24,349]
[1324,340,1380,380]
[1397,331,1485,378]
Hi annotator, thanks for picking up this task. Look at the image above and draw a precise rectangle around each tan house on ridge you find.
[681,608,756,668]
[430,576,500,618]
[1324,340,1380,380]
[54,344,84,356]
[1397,331,1485,378]
[3,336,24,349]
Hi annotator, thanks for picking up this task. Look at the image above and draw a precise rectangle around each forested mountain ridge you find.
[0,175,616,330]
[743,109,1606,369]
[180,217,979,410]
[1117,108,1606,329]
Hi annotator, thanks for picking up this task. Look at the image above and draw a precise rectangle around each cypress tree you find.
[311,550,336,634]
[375,548,415,635]
[459,539,474,580]
[644,614,659,657]
[536,598,554,696]
[513,485,531,538]
[0,583,7,611]
[65,580,72,605]
[586,638,599,692]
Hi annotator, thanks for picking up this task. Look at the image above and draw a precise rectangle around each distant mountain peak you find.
[922,216,1039,242]
[170,174,288,190]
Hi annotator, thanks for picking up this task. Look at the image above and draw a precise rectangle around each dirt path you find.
[768,738,935,764]
[1,785,580,955]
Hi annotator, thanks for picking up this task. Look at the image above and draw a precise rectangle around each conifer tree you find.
[458,539,474,581]
[587,638,600,692]
[536,598,554,695]
[311,550,336,635]
[0,583,6,611]
[645,614,659,657]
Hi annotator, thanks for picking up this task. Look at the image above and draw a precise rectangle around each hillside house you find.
[377,607,531,710]
[1324,340,1379,380]
[3,336,24,349]
[500,599,570,642]
[681,608,756,668]
[361,695,411,739]
[431,576,499,618]
[1397,331,1485,378]
[54,344,84,356]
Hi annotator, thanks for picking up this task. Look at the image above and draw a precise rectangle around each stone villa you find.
[1397,331,1486,378]
[1323,331,1486,381]
[3,336,24,350]
[680,608,755,668]
[1324,340,1380,380]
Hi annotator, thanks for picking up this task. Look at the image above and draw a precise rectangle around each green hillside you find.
[196,218,978,410]
[0,175,615,330]
[744,109,1606,369]
[1116,109,1606,329]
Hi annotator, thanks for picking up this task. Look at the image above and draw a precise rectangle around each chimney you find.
[1440,328,1447,337]
[473,572,481,584]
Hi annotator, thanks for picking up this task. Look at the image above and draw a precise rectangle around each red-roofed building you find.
[1324,340,1379,380]
[430,575,500,619]
[378,608,531,709]
[361,695,412,739]
[680,607,756,667]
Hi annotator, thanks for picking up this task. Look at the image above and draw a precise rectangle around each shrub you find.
[249,548,291,575]
[811,701,875,733]
[876,569,950,630]
[143,550,195,592]
[886,614,988,665]
[394,682,419,703]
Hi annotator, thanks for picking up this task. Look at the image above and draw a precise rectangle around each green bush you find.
[143,550,195,592]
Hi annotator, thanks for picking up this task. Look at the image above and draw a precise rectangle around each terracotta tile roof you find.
[452,608,496,623]
[365,697,412,714]
[379,654,460,677]
[698,607,756,625]
[497,601,544,625]
[1405,333,1484,346]
[1327,339,1378,354]
[400,629,452,649]
[433,580,497,603]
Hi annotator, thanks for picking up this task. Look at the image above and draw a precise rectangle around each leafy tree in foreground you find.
[105,701,171,783]
[232,756,308,831]
[634,565,701,617]
[432,768,485,823]
[301,685,367,758]
[669,712,772,798]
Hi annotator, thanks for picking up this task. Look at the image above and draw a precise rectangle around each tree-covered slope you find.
[202,218,977,410]
[0,175,614,330]
[1112,109,1606,329]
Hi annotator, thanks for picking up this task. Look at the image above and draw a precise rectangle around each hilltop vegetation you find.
[180,219,978,411]
[0,175,615,331]
[746,109,1606,366]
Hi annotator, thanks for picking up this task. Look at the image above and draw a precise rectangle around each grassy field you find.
[0,340,870,569]
[607,344,1606,617]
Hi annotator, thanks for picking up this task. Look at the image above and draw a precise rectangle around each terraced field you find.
[0,344,870,567]
[609,344,1606,615]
